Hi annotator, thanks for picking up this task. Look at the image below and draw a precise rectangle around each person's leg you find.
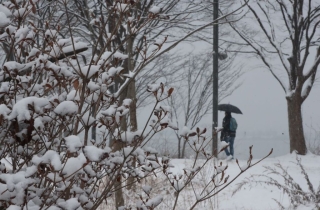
[224,136,230,156]
[229,137,235,158]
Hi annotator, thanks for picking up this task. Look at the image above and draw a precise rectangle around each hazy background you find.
[136,2,320,159]
[138,40,320,159]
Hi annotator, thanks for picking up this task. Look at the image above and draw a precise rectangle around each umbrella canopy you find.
[218,104,243,114]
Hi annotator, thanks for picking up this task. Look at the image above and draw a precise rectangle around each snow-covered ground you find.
[100,151,319,210]
[167,153,320,210]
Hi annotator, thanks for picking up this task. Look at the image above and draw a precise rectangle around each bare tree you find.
[67,0,216,143]
[135,53,184,108]
[167,52,242,158]
[66,0,249,206]
[229,0,320,155]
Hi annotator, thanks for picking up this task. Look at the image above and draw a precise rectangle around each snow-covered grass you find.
[102,152,320,210]
[215,153,320,210]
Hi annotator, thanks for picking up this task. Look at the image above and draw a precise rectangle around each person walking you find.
[220,111,237,160]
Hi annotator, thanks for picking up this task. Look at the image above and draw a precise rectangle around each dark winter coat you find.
[221,115,236,140]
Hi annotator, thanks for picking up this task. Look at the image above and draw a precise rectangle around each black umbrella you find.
[218,104,243,114]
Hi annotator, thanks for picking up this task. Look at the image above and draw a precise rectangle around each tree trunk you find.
[177,137,181,158]
[113,87,127,209]
[126,35,137,191]
[113,140,125,209]
[126,80,138,191]
[114,176,125,208]
[286,96,307,155]
[181,140,187,158]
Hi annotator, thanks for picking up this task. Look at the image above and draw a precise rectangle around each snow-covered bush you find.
[0,1,168,209]
[0,1,268,209]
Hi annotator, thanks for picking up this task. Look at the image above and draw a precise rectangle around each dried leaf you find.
[168,87,174,96]
[220,170,225,183]
[224,175,229,183]
[73,79,80,90]
[160,123,168,128]
[201,128,207,134]
[188,132,197,137]
[45,84,52,89]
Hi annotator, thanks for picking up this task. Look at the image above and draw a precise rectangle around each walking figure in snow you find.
[216,103,242,160]
[221,111,238,160]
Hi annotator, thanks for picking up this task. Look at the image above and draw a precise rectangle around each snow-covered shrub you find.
[0,1,168,209]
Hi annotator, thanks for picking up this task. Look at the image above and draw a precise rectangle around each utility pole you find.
[212,0,219,157]
[213,3,220,208]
